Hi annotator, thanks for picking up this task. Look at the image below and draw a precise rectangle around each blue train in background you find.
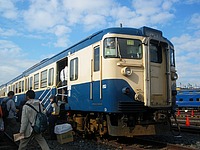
[176,88,200,110]
[0,26,178,137]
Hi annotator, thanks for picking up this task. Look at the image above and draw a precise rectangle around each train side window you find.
[34,73,39,90]
[94,46,100,72]
[48,68,54,86]
[15,82,18,93]
[30,77,33,90]
[12,84,15,91]
[150,41,162,63]
[179,98,183,101]
[196,98,200,101]
[189,98,193,101]
[41,70,47,88]
[170,48,175,67]
[22,80,24,92]
[19,81,22,93]
[70,58,78,81]
[25,78,29,91]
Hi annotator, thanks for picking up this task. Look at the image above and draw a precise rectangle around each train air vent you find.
[118,101,146,113]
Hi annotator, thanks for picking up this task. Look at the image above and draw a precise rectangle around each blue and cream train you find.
[0,26,178,137]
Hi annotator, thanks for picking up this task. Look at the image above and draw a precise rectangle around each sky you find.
[0,0,200,88]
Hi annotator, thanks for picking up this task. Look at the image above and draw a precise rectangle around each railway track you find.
[96,136,199,150]
[2,112,200,150]
[171,109,200,134]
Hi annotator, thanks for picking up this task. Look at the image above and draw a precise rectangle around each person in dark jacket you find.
[4,91,19,135]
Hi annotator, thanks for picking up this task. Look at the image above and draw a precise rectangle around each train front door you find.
[149,40,168,106]
[90,43,102,105]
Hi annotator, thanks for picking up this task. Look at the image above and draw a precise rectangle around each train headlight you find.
[171,72,178,80]
[121,67,132,76]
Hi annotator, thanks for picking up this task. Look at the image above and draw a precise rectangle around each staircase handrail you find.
[38,87,51,100]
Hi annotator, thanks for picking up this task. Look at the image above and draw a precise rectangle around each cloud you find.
[52,25,71,37]
[0,0,182,85]
[184,0,200,4]
[0,40,37,84]
[171,34,200,54]
[0,40,22,57]
[54,37,69,48]
[171,32,200,86]
[189,13,200,29]
[0,0,18,19]
[0,27,18,37]
[22,0,177,34]
[131,0,175,26]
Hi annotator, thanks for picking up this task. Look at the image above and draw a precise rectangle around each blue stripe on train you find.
[68,79,136,113]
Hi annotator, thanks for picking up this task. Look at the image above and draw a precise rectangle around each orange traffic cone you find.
[185,115,190,126]
[177,109,180,116]
[191,110,194,117]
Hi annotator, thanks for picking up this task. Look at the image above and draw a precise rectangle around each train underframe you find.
[67,108,172,137]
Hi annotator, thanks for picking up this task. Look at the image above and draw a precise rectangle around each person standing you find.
[18,90,49,150]
[47,95,60,140]
[4,91,18,134]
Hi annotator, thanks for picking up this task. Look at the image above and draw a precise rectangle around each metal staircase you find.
[39,87,53,111]
[38,85,68,111]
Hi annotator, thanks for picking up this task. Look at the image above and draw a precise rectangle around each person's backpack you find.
[1,99,11,120]
[26,103,48,134]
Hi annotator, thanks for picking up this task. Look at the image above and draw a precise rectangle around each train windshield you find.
[104,38,142,59]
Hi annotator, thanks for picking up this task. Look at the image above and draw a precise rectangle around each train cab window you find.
[48,68,54,86]
[118,38,142,59]
[189,98,193,101]
[104,38,117,57]
[41,70,47,88]
[104,38,142,59]
[70,58,78,81]
[34,73,39,90]
[150,41,162,63]
[179,98,183,101]
[94,46,100,72]
[196,98,200,101]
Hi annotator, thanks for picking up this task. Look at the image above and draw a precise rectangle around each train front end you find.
[102,27,178,136]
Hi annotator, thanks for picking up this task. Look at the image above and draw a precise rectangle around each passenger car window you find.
[70,58,78,81]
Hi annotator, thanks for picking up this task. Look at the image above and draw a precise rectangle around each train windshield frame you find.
[103,37,142,59]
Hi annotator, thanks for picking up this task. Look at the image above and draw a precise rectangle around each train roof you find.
[1,26,171,86]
